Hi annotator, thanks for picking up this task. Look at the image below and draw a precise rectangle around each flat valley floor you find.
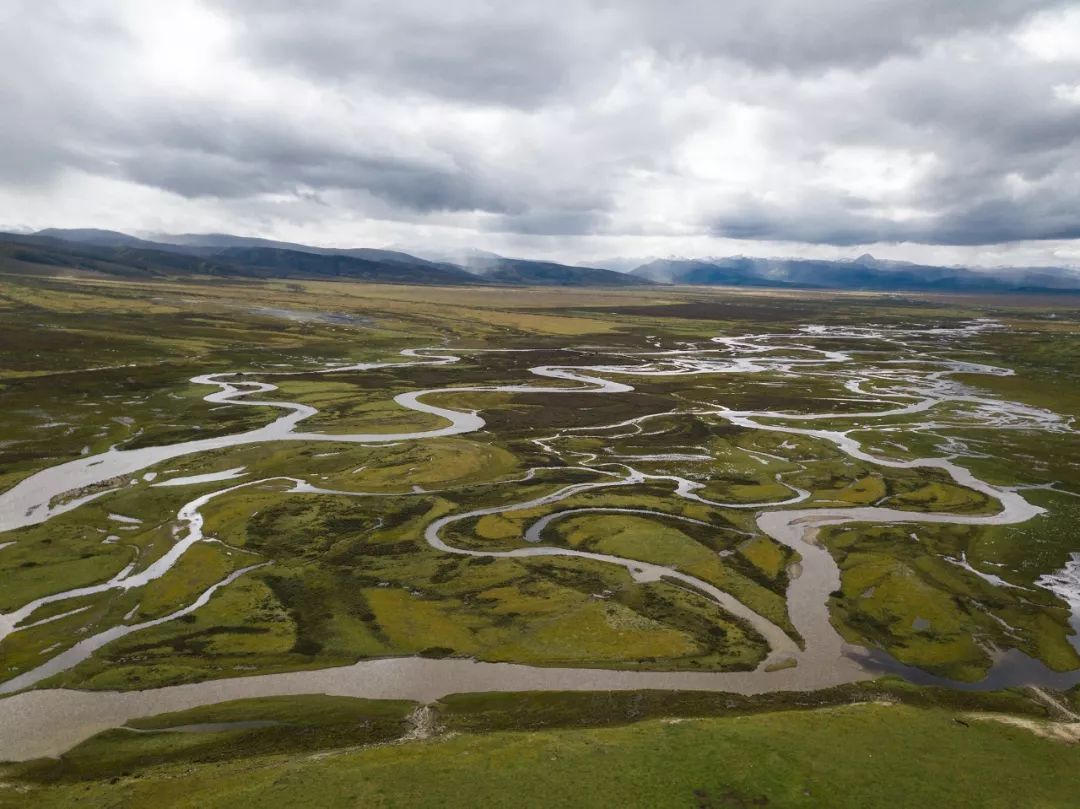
[1,274,1080,807]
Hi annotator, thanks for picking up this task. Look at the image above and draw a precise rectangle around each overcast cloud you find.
[2,0,1080,267]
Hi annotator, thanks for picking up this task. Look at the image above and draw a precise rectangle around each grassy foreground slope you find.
[4,699,1079,808]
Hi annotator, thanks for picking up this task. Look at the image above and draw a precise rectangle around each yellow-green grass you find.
[889,481,997,514]
[696,478,796,504]
[815,474,887,505]
[477,590,701,665]
[43,542,768,690]
[554,514,793,637]
[137,543,258,621]
[6,702,1080,808]
[825,523,1080,680]
[5,695,416,786]
[737,536,788,580]
[4,273,1079,694]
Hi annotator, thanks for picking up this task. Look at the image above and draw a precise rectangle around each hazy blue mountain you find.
[631,255,1080,292]
[389,247,651,286]
[631,258,795,287]
[388,246,505,273]
[590,256,662,272]
[14,229,1080,292]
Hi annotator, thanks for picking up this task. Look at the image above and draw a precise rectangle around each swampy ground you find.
[1,272,1080,805]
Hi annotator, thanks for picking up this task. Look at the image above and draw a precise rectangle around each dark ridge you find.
[472,257,653,287]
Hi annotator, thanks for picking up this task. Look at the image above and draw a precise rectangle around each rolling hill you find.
[8,229,652,287]
[0,234,476,285]
[467,257,652,287]
[9,228,1080,292]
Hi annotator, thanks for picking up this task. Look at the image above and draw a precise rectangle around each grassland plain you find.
[1,277,1079,684]
[2,271,1080,804]
[2,687,1079,808]
[0,278,1075,682]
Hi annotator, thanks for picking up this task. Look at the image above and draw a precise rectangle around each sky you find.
[2,0,1080,268]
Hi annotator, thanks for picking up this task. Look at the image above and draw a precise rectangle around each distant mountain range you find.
[3,229,640,287]
[630,254,1080,292]
[2,228,1078,292]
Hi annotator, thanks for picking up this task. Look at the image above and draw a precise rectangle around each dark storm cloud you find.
[213,5,583,107]
[115,137,524,214]
[481,208,611,237]
[711,187,1080,247]
[710,36,1080,246]
[2,0,1079,249]
[629,0,1067,70]
[0,3,130,185]
[215,0,1067,90]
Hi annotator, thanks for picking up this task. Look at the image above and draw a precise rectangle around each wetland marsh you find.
[2,275,1080,803]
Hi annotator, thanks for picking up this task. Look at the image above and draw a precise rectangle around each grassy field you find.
[3,273,1080,804]
[1,275,1079,681]
[2,686,1078,808]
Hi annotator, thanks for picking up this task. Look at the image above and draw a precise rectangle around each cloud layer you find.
[2,0,1079,265]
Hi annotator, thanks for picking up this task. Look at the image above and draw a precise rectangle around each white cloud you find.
[0,0,1078,268]
[1016,5,1080,60]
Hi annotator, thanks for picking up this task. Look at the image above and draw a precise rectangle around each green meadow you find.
[2,273,1080,805]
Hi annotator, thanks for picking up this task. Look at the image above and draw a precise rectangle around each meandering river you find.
[1,320,1078,760]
